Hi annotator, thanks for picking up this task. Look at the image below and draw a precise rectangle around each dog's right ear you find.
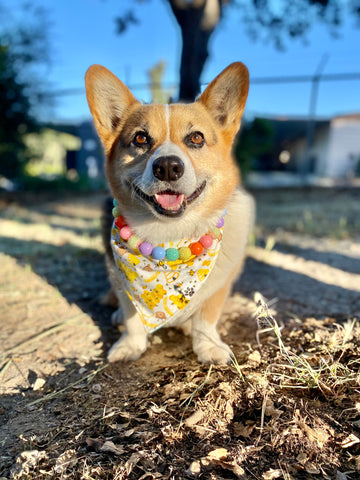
[85,65,140,151]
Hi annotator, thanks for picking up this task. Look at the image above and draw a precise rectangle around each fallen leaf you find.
[296,452,308,465]
[296,416,330,447]
[264,398,282,418]
[10,450,48,479]
[207,448,228,461]
[100,440,125,456]
[85,437,104,451]
[53,449,77,474]
[305,461,320,474]
[233,421,256,438]
[206,448,246,478]
[125,452,142,475]
[262,469,282,479]
[341,433,360,448]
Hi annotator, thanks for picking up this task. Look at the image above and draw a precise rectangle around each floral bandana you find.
[110,223,224,333]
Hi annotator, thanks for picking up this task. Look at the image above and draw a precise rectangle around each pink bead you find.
[120,226,133,240]
[199,234,213,249]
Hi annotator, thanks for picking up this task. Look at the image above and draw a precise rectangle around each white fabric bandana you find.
[111,223,224,333]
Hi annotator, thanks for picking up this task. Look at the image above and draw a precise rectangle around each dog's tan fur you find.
[85,62,254,364]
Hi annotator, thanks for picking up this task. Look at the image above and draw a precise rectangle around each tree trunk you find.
[168,0,223,102]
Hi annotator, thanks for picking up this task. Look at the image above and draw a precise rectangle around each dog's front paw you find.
[192,319,233,365]
[194,339,233,365]
[107,333,147,362]
[111,307,123,326]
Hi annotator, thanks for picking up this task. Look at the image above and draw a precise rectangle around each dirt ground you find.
[0,187,360,480]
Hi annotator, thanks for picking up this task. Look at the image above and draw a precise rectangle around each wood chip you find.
[248,350,262,367]
[186,460,201,476]
[185,409,205,427]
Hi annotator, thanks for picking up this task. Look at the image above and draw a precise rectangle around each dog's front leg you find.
[107,291,148,362]
[191,283,233,365]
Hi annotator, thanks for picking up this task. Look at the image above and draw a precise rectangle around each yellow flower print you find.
[197,269,209,282]
[128,253,140,266]
[153,284,166,299]
[169,294,189,310]
[141,284,166,310]
[117,259,138,283]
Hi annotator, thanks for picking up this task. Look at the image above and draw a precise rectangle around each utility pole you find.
[304,54,329,176]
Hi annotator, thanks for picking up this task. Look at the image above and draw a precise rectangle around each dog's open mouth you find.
[133,181,206,217]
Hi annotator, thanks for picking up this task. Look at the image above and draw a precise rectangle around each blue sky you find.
[8,0,360,123]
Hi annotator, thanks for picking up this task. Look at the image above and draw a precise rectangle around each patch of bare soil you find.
[0,187,360,479]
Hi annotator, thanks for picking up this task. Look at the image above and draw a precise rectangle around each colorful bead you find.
[178,247,192,261]
[166,248,180,261]
[152,246,166,260]
[199,234,213,249]
[210,227,221,239]
[190,242,203,256]
[140,242,153,256]
[216,217,225,228]
[112,200,225,261]
[114,216,126,229]
[120,226,133,240]
[112,206,121,217]
[128,234,141,249]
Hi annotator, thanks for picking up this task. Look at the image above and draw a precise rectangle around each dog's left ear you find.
[197,62,249,140]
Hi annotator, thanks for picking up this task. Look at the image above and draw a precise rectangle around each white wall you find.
[325,116,360,178]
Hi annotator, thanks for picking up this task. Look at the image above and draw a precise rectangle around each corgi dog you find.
[85,62,254,364]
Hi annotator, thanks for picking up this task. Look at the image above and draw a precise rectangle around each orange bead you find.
[190,242,203,256]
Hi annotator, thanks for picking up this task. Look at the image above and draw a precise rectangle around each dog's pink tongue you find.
[155,193,184,210]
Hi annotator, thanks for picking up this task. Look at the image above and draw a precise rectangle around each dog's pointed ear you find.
[85,65,140,151]
[197,62,249,141]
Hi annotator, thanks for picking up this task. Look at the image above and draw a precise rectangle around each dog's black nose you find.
[152,156,185,182]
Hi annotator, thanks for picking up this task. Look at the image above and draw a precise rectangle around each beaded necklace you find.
[110,199,226,332]
[112,199,225,262]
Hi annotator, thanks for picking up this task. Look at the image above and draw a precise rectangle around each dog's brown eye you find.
[133,132,149,146]
[189,132,204,147]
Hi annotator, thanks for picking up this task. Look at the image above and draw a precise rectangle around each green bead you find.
[112,206,121,217]
[166,247,180,261]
